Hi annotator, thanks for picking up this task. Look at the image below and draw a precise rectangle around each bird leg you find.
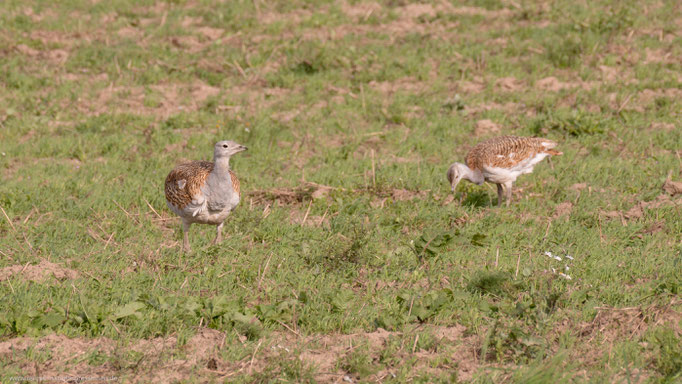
[182,220,192,252]
[212,222,224,245]
[496,184,504,207]
[504,181,513,207]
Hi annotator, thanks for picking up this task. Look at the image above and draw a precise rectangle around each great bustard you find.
[447,136,562,206]
[165,141,247,251]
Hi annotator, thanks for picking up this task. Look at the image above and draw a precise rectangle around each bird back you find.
[465,136,558,171]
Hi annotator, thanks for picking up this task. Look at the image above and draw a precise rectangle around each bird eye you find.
[222,144,228,148]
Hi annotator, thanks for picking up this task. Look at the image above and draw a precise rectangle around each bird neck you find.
[462,165,484,185]
[213,157,231,173]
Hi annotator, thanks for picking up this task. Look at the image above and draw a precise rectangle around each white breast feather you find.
[482,153,548,183]
[187,194,207,217]
[481,166,519,183]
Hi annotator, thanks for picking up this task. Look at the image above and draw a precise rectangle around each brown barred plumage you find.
[465,136,560,171]
[165,161,212,210]
[164,161,240,210]
[229,170,240,196]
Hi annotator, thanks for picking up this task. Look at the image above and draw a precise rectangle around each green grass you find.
[1,0,681,382]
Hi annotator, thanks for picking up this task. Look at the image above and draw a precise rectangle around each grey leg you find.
[213,222,224,245]
[504,182,513,207]
[496,184,504,207]
[182,220,191,252]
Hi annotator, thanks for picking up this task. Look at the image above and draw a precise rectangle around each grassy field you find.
[1,0,681,382]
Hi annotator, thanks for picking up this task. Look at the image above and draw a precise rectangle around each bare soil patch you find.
[0,325,480,383]
[643,47,677,64]
[368,77,425,95]
[14,42,69,66]
[473,119,500,136]
[495,77,524,92]
[637,88,682,110]
[390,188,429,201]
[662,174,682,196]
[648,122,676,132]
[0,328,226,384]
[465,102,521,116]
[457,77,486,94]
[260,9,313,25]
[81,81,220,116]
[0,260,78,282]
[117,26,142,39]
[553,202,573,219]
[578,303,681,343]
[248,183,336,206]
[260,2,512,44]
[29,30,79,48]
[295,324,479,382]
[601,194,681,221]
[535,76,577,91]
[341,2,383,20]
[398,3,437,19]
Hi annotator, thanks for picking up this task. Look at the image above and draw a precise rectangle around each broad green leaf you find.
[112,301,145,320]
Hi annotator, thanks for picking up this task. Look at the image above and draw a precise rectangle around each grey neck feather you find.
[204,156,234,199]
[213,156,231,173]
[463,164,485,185]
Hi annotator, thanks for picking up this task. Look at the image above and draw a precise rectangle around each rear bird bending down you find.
[165,141,247,251]
[447,136,562,206]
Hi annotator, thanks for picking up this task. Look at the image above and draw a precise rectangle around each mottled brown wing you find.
[165,161,213,209]
[465,136,558,170]
[229,170,240,196]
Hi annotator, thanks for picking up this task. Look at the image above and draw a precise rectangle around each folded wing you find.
[165,161,214,216]
[466,136,559,171]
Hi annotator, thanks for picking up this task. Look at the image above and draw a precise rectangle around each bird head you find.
[446,162,467,192]
[214,140,248,159]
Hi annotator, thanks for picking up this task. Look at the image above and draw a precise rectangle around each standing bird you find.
[447,136,562,206]
[165,141,247,251]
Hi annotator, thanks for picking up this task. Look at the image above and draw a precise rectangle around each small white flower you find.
[559,273,572,280]
[245,127,251,132]
[565,266,570,271]
[551,267,556,273]
[544,251,554,258]
[553,255,562,261]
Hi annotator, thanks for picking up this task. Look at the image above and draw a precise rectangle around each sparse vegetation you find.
[1,0,681,382]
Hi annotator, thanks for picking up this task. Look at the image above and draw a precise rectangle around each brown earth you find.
[0,260,78,282]
[0,325,481,383]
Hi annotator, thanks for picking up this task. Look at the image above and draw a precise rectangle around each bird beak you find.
[240,145,248,151]
[450,177,461,193]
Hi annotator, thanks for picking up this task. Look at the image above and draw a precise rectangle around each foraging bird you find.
[165,141,247,251]
[447,136,562,206]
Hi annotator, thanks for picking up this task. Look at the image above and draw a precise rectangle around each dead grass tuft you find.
[249,183,336,206]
